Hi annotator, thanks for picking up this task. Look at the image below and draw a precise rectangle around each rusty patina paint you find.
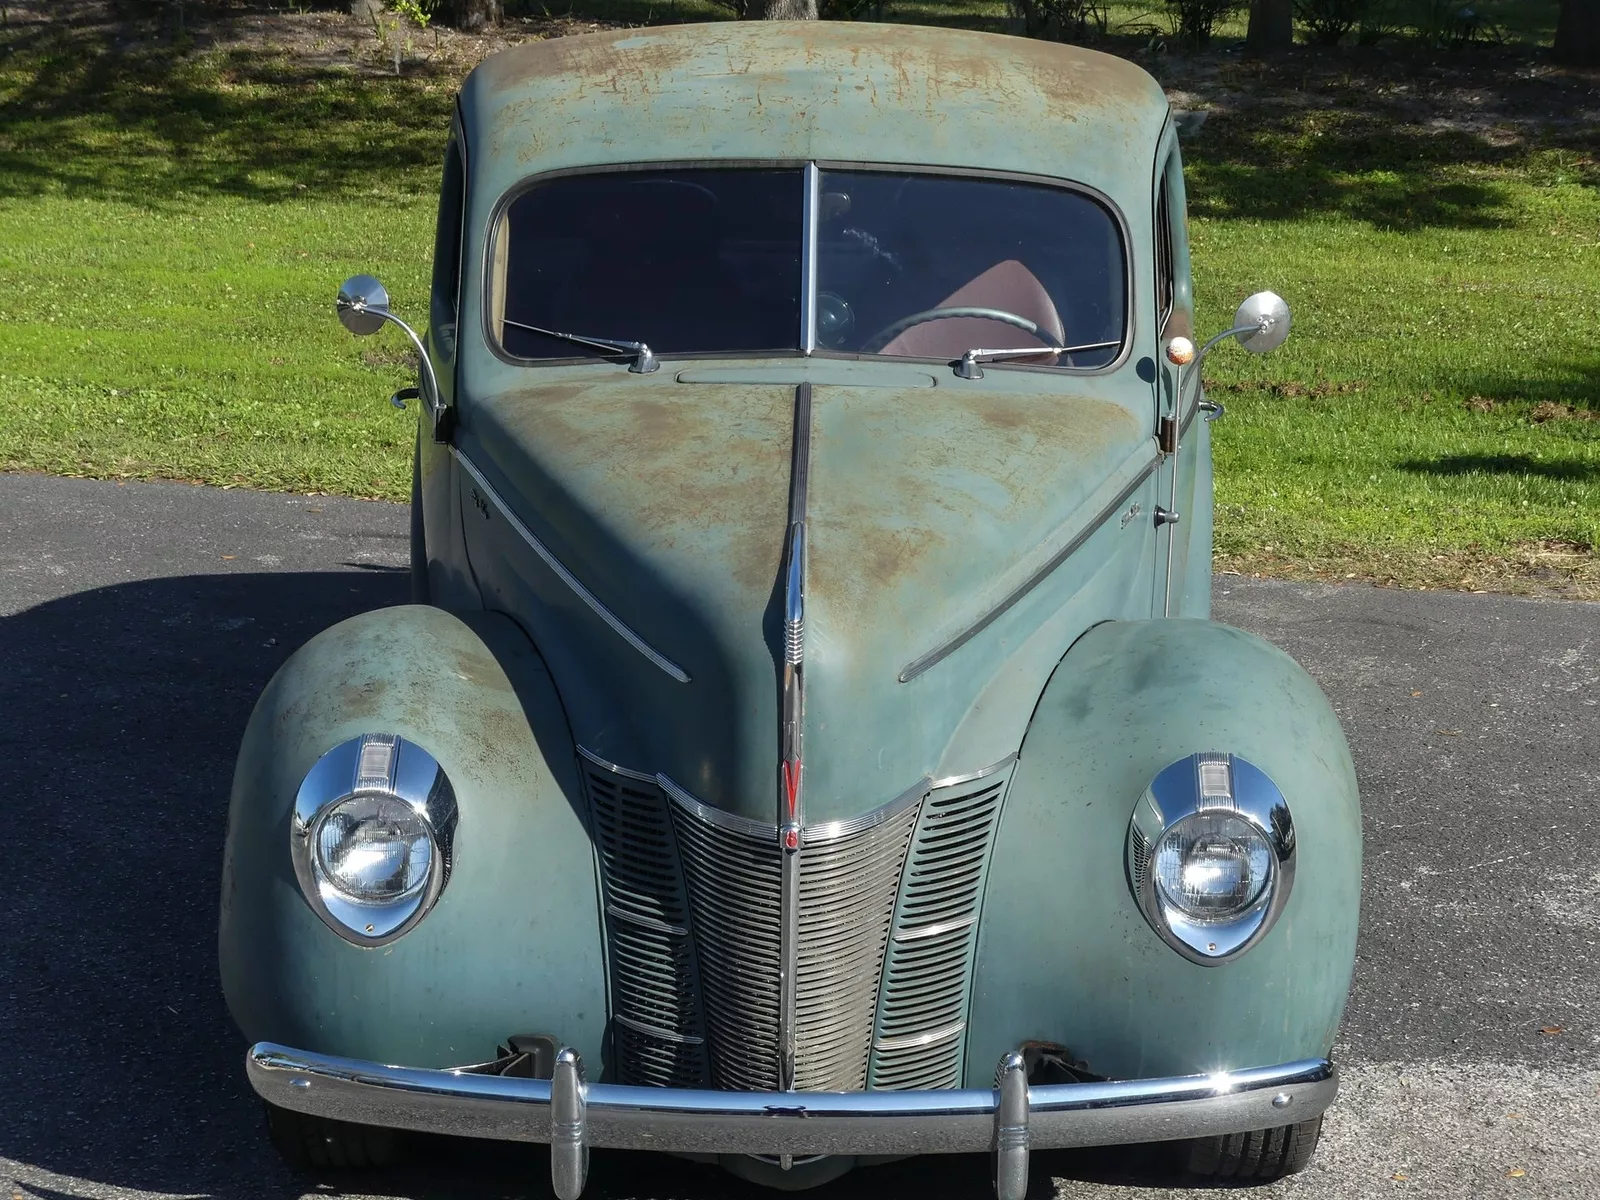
[460,22,1168,219]
[455,362,1153,821]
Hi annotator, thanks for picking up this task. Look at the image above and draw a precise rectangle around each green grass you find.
[0,8,1596,592]
[0,35,452,495]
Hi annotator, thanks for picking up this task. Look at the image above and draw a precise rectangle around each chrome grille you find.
[580,754,709,1087]
[870,765,1012,1090]
[667,785,784,1091]
[580,749,1012,1095]
[794,800,921,1090]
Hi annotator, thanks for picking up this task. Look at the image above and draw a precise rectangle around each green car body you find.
[221,21,1359,1195]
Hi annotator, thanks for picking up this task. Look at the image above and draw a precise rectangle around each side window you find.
[1155,165,1175,336]
[430,134,466,362]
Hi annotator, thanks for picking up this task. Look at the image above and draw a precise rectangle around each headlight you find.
[1127,753,1294,964]
[291,734,458,946]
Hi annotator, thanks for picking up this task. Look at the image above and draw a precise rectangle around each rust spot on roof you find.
[471,21,1163,123]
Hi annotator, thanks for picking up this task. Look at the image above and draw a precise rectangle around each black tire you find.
[264,1102,403,1170]
[1183,1116,1322,1181]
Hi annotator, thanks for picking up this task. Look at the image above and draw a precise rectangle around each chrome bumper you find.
[248,1043,1336,1200]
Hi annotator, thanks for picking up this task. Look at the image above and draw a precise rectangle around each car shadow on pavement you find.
[0,566,1215,1200]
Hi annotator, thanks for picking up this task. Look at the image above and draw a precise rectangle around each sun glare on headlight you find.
[290,734,458,946]
[1153,811,1273,922]
[1127,753,1295,965]
[314,794,434,905]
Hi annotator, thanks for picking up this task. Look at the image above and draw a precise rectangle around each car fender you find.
[967,618,1361,1083]
[219,604,607,1069]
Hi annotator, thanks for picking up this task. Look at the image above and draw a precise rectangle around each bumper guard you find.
[248,1042,1336,1200]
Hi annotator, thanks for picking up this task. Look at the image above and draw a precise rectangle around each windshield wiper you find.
[955,339,1122,380]
[503,318,659,373]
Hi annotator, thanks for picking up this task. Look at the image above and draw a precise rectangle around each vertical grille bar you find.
[869,764,1013,1090]
[580,755,709,1087]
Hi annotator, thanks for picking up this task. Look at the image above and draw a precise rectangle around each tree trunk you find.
[765,0,818,18]
[1245,0,1293,54]
[1554,0,1600,65]
[437,0,502,31]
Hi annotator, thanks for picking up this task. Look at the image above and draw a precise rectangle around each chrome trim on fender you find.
[874,1019,967,1053]
[899,451,1162,683]
[613,1013,705,1046]
[929,752,1020,792]
[453,449,691,684]
[248,1042,1337,1170]
[576,745,658,784]
[657,774,775,841]
[801,775,928,844]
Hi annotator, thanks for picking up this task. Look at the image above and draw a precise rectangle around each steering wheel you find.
[859,306,1049,354]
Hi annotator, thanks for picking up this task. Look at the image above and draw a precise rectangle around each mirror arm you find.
[1159,318,1260,620]
[1178,321,1261,416]
[368,308,449,439]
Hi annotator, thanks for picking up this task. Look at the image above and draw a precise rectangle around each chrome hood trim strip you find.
[453,447,691,684]
[898,447,1162,683]
[778,381,813,1093]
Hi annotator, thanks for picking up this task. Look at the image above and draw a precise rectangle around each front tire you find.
[1183,1116,1322,1180]
[265,1102,403,1170]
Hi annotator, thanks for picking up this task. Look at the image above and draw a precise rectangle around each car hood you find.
[458,370,1147,825]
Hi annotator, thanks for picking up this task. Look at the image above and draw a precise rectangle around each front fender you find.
[219,605,607,1070]
[968,619,1360,1082]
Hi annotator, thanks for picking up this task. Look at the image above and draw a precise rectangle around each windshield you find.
[490,166,1127,370]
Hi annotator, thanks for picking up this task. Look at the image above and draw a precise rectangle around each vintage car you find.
[219,20,1361,1198]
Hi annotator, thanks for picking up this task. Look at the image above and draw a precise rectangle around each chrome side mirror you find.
[336,275,392,336]
[1233,290,1291,354]
[334,274,449,441]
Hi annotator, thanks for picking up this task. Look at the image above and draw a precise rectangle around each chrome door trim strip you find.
[928,753,1019,791]
[576,745,659,784]
[898,450,1163,683]
[455,448,691,684]
[800,163,819,355]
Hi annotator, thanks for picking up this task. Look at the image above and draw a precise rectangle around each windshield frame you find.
[480,159,1135,377]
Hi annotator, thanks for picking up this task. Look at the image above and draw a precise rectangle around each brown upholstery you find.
[880,259,1065,361]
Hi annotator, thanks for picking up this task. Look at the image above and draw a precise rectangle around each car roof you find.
[458,22,1170,205]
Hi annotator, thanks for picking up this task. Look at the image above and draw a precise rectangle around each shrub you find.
[1162,0,1242,47]
[1293,0,1372,45]
[1010,0,1111,42]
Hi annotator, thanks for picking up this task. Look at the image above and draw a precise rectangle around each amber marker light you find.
[1166,336,1196,366]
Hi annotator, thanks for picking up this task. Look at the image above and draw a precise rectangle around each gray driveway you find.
[0,473,1595,1200]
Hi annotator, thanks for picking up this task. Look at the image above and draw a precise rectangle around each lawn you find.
[0,3,1596,594]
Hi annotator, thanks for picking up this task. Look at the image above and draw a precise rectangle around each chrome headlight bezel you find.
[290,733,458,947]
[1126,752,1295,966]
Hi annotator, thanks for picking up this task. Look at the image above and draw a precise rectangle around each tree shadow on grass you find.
[1398,452,1599,481]
[0,11,457,204]
[1446,362,1600,413]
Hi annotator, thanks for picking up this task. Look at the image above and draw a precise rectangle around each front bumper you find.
[249,1042,1335,1198]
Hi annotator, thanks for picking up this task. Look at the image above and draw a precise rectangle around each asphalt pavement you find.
[1,472,1596,1200]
